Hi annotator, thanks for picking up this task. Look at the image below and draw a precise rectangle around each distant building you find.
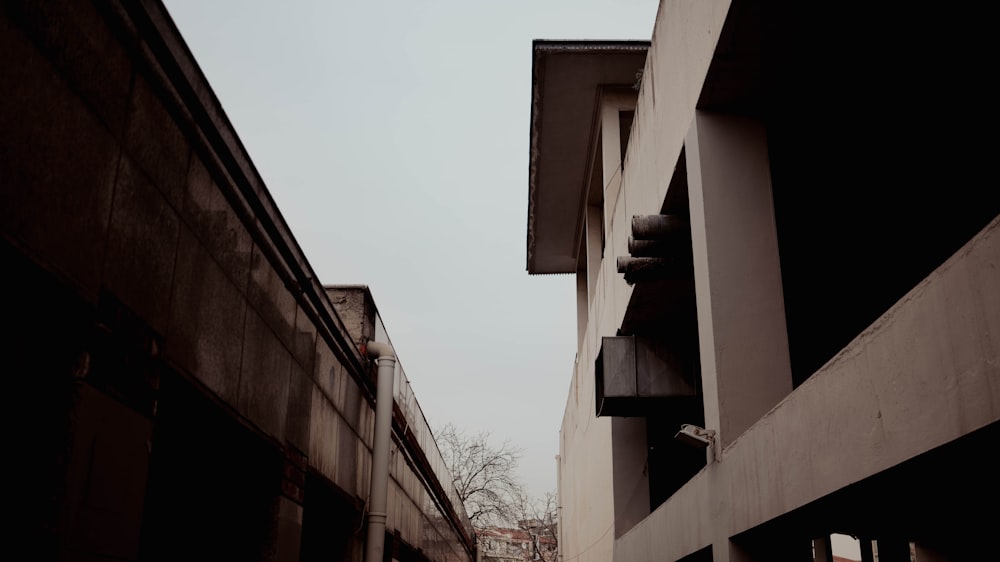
[478,523,558,562]
[525,2,999,562]
[2,2,473,561]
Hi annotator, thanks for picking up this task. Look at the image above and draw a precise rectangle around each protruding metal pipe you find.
[631,214,687,240]
[617,256,689,284]
[627,236,689,257]
[364,341,396,562]
[617,256,669,274]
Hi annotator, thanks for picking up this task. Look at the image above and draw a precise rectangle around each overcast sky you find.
[162,0,659,500]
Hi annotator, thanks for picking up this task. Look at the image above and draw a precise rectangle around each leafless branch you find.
[435,422,525,529]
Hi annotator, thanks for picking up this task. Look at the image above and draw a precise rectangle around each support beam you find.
[685,111,793,449]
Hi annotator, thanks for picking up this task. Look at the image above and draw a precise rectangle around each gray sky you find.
[162,0,659,501]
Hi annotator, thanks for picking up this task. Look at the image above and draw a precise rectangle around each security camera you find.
[674,424,716,448]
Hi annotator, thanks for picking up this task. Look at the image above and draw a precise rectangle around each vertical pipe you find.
[364,342,396,562]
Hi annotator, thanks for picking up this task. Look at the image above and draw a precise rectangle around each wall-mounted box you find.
[596,335,696,417]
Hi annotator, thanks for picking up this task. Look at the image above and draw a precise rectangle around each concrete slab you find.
[181,156,252,291]
[2,0,133,138]
[285,362,312,455]
[124,74,190,210]
[248,242,297,350]
[292,304,317,376]
[0,12,118,299]
[165,227,246,403]
[239,308,291,440]
[308,385,340,486]
[103,157,180,334]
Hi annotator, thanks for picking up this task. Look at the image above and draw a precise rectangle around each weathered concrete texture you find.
[285,362,313,454]
[336,410,360,495]
[181,155,252,291]
[292,304,318,374]
[249,242,298,349]
[166,227,247,404]
[103,156,181,335]
[326,286,374,348]
[615,216,1000,561]
[124,74,190,210]
[239,309,292,440]
[559,372,616,562]
[2,0,134,138]
[686,112,792,448]
[308,385,342,489]
[538,0,1000,560]
[341,362,367,435]
[0,11,119,299]
[626,0,732,222]
[312,342,343,410]
[3,1,475,559]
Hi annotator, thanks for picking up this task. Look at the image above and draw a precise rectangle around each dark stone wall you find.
[1,2,474,561]
[2,1,347,560]
[0,0,476,561]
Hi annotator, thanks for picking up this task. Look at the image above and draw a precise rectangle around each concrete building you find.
[478,524,557,562]
[526,2,1000,562]
[2,2,473,561]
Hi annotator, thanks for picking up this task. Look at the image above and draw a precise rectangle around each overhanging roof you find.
[527,40,649,274]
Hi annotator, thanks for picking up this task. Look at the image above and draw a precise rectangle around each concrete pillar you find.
[611,417,649,537]
[685,111,793,448]
[274,496,303,562]
[813,536,834,562]
[599,90,650,542]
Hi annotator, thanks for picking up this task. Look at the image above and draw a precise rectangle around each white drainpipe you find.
[364,341,396,562]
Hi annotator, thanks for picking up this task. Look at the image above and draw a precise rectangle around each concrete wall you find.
[2,1,473,561]
[555,2,731,561]
[554,0,999,561]
[614,215,1000,561]
[328,286,476,562]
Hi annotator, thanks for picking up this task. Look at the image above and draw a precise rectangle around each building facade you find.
[478,524,557,562]
[2,1,474,561]
[526,2,999,562]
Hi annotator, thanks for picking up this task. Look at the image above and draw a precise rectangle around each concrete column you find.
[274,496,303,562]
[685,111,793,448]
[611,417,649,537]
[813,535,834,562]
[600,91,650,542]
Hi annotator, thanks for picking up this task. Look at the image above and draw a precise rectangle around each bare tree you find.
[514,491,558,562]
[435,423,525,529]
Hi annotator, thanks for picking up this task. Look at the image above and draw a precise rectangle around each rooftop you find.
[526,40,648,274]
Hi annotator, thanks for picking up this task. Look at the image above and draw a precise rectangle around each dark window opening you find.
[700,0,1000,386]
[646,400,707,512]
[139,373,282,561]
[301,470,362,562]
[619,110,635,163]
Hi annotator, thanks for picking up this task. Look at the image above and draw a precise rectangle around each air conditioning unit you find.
[595,335,696,417]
